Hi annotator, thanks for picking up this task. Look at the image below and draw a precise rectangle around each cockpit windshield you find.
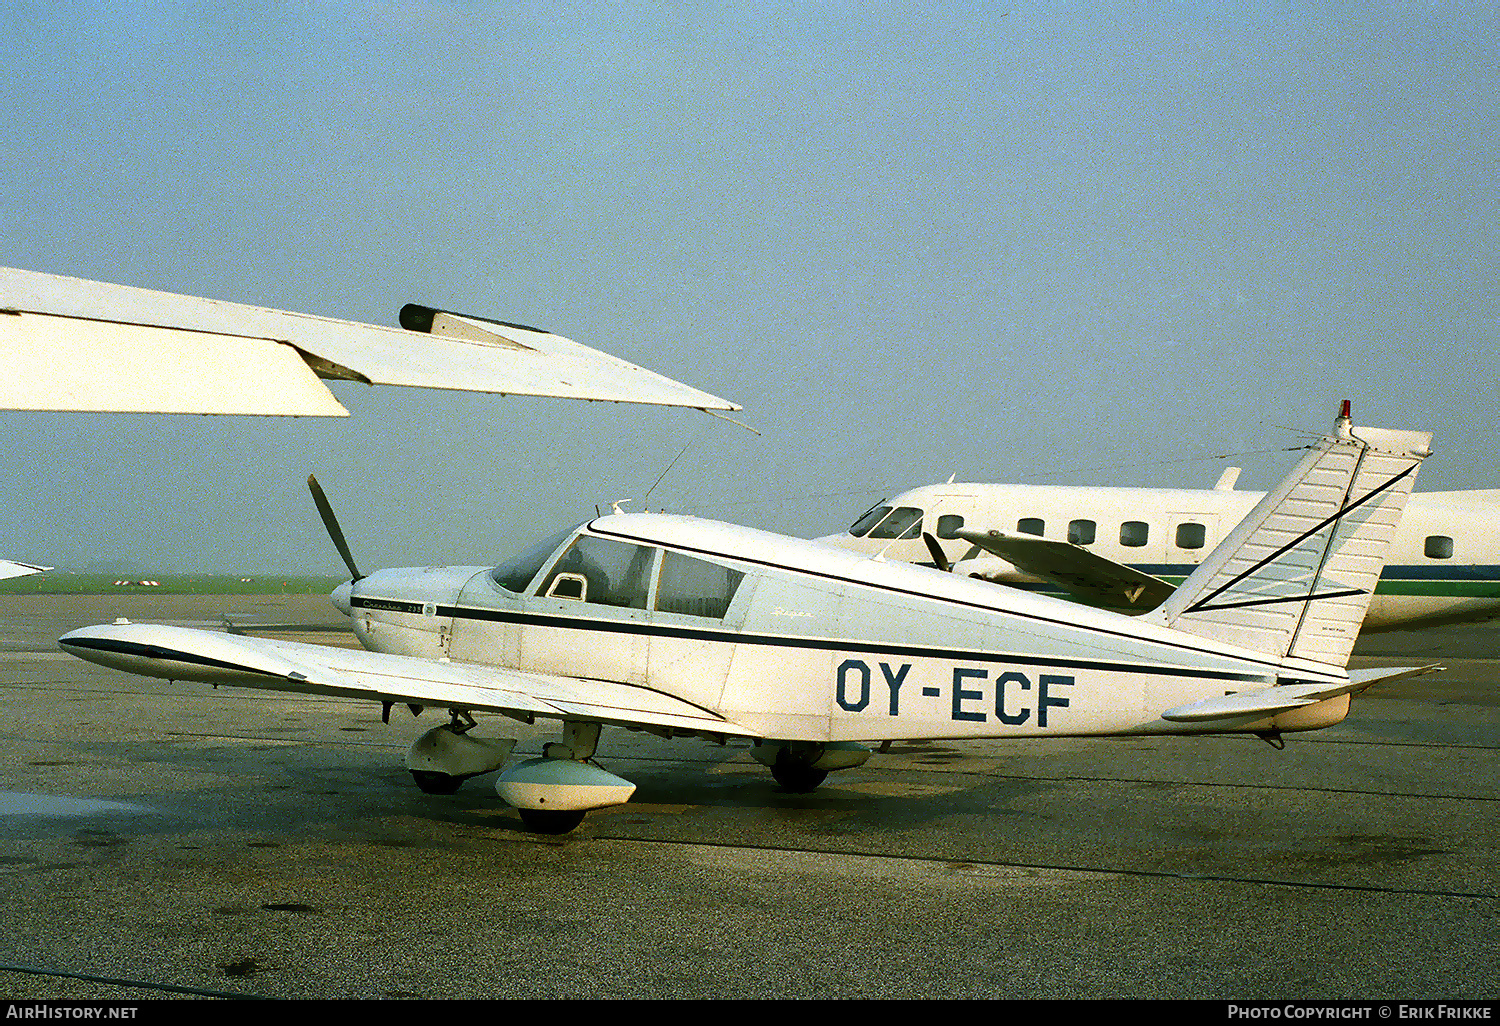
[490,524,582,594]
[854,505,923,540]
[848,503,891,537]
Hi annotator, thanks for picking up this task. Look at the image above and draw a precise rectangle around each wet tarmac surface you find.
[0,594,1495,999]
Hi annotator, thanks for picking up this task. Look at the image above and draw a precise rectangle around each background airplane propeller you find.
[922,533,952,573]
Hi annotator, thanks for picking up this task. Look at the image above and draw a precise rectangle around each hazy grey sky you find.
[1,1,1495,572]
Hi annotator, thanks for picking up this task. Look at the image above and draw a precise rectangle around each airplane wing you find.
[1160,664,1443,723]
[59,622,755,740]
[0,559,51,580]
[955,528,1176,609]
[0,266,739,416]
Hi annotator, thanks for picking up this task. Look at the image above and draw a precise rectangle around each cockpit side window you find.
[849,504,892,538]
[868,506,923,539]
[491,525,582,594]
[537,535,656,609]
[656,551,745,619]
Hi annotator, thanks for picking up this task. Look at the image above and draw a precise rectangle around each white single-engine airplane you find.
[61,405,1440,834]
[819,464,1500,632]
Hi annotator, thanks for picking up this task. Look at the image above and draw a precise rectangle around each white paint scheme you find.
[58,411,1440,832]
[818,477,1500,632]
[0,560,50,581]
[0,266,738,415]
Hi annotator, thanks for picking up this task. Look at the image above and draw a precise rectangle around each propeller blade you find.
[921,533,952,573]
[307,475,363,581]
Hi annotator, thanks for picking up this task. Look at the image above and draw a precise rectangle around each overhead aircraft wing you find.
[0,266,739,416]
[0,559,51,580]
[1160,664,1443,723]
[59,622,755,740]
[955,528,1176,609]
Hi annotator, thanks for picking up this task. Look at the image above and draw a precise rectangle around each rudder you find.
[1147,404,1432,672]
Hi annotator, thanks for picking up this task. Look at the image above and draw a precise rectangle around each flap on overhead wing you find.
[1160,664,1442,722]
[59,622,755,739]
[0,266,739,414]
[0,311,352,416]
[955,528,1175,609]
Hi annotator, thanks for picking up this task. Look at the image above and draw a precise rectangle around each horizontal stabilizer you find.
[956,529,1175,609]
[1161,664,1442,722]
[0,266,739,415]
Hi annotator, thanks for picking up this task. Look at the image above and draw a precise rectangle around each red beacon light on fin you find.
[1339,399,1351,420]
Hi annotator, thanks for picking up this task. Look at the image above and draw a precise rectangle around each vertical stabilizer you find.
[1148,404,1431,670]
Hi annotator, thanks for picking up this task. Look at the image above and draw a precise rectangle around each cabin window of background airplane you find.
[936,514,964,539]
[537,535,656,608]
[1069,520,1096,545]
[1175,523,1207,549]
[1425,535,1454,559]
[656,551,745,619]
[867,506,923,539]
[1121,521,1149,547]
[1017,518,1044,536]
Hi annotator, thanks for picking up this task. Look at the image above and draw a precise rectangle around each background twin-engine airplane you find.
[62,403,1442,834]
[820,470,1500,632]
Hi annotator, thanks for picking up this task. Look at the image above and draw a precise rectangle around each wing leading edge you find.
[0,266,739,415]
[59,622,755,740]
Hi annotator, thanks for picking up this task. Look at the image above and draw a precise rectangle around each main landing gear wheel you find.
[517,807,586,834]
[771,760,828,793]
[410,770,464,794]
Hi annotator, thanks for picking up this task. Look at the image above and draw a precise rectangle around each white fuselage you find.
[346,515,1345,744]
[817,484,1500,631]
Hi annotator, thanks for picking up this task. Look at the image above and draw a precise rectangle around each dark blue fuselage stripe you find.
[584,523,1294,673]
[348,599,1267,683]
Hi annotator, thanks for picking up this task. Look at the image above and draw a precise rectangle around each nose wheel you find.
[411,770,465,794]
